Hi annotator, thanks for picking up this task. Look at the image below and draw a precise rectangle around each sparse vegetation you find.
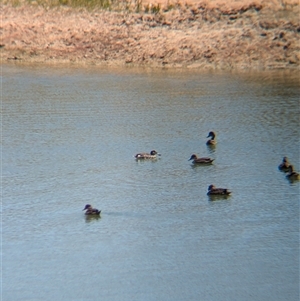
[3,0,114,9]
[2,0,300,13]
[3,0,173,12]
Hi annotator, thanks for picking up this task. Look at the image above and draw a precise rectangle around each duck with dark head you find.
[83,204,101,216]
[207,184,231,196]
[188,154,214,164]
[206,131,216,146]
[135,150,161,160]
[278,156,291,172]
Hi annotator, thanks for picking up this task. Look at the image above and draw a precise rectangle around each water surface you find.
[2,64,299,301]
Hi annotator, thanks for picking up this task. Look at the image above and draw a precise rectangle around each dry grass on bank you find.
[1,0,300,69]
[3,0,299,12]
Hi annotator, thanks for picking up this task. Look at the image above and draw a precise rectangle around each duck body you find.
[206,131,217,146]
[189,154,214,164]
[207,184,231,196]
[83,204,101,215]
[135,150,161,159]
[286,165,300,181]
[278,157,291,172]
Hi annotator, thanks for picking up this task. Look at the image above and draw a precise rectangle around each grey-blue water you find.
[2,64,299,301]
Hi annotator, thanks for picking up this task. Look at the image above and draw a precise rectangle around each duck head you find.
[207,131,216,139]
[83,204,92,211]
[282,156,289,163]
[150,150,161,156]
[188,154,197,161]
[208,184,216,191]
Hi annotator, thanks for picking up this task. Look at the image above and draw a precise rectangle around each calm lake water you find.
[2,64,299,301]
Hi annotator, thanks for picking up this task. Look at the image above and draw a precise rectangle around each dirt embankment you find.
[1,0,300,70]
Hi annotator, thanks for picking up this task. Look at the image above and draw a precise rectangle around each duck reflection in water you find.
[85,214,101,222]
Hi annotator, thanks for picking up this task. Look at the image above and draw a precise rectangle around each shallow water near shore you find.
[2,64,299,301]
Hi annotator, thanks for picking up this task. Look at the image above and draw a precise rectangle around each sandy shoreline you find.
[1,0,300,70]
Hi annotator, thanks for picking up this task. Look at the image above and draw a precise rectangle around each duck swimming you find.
[83,204,101,215]
[207,184,231,196]
[286,165,300,181]
[278,156,291,172]
[206,131,217,146]
[188,154,214,164]
[135,150,161,159]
